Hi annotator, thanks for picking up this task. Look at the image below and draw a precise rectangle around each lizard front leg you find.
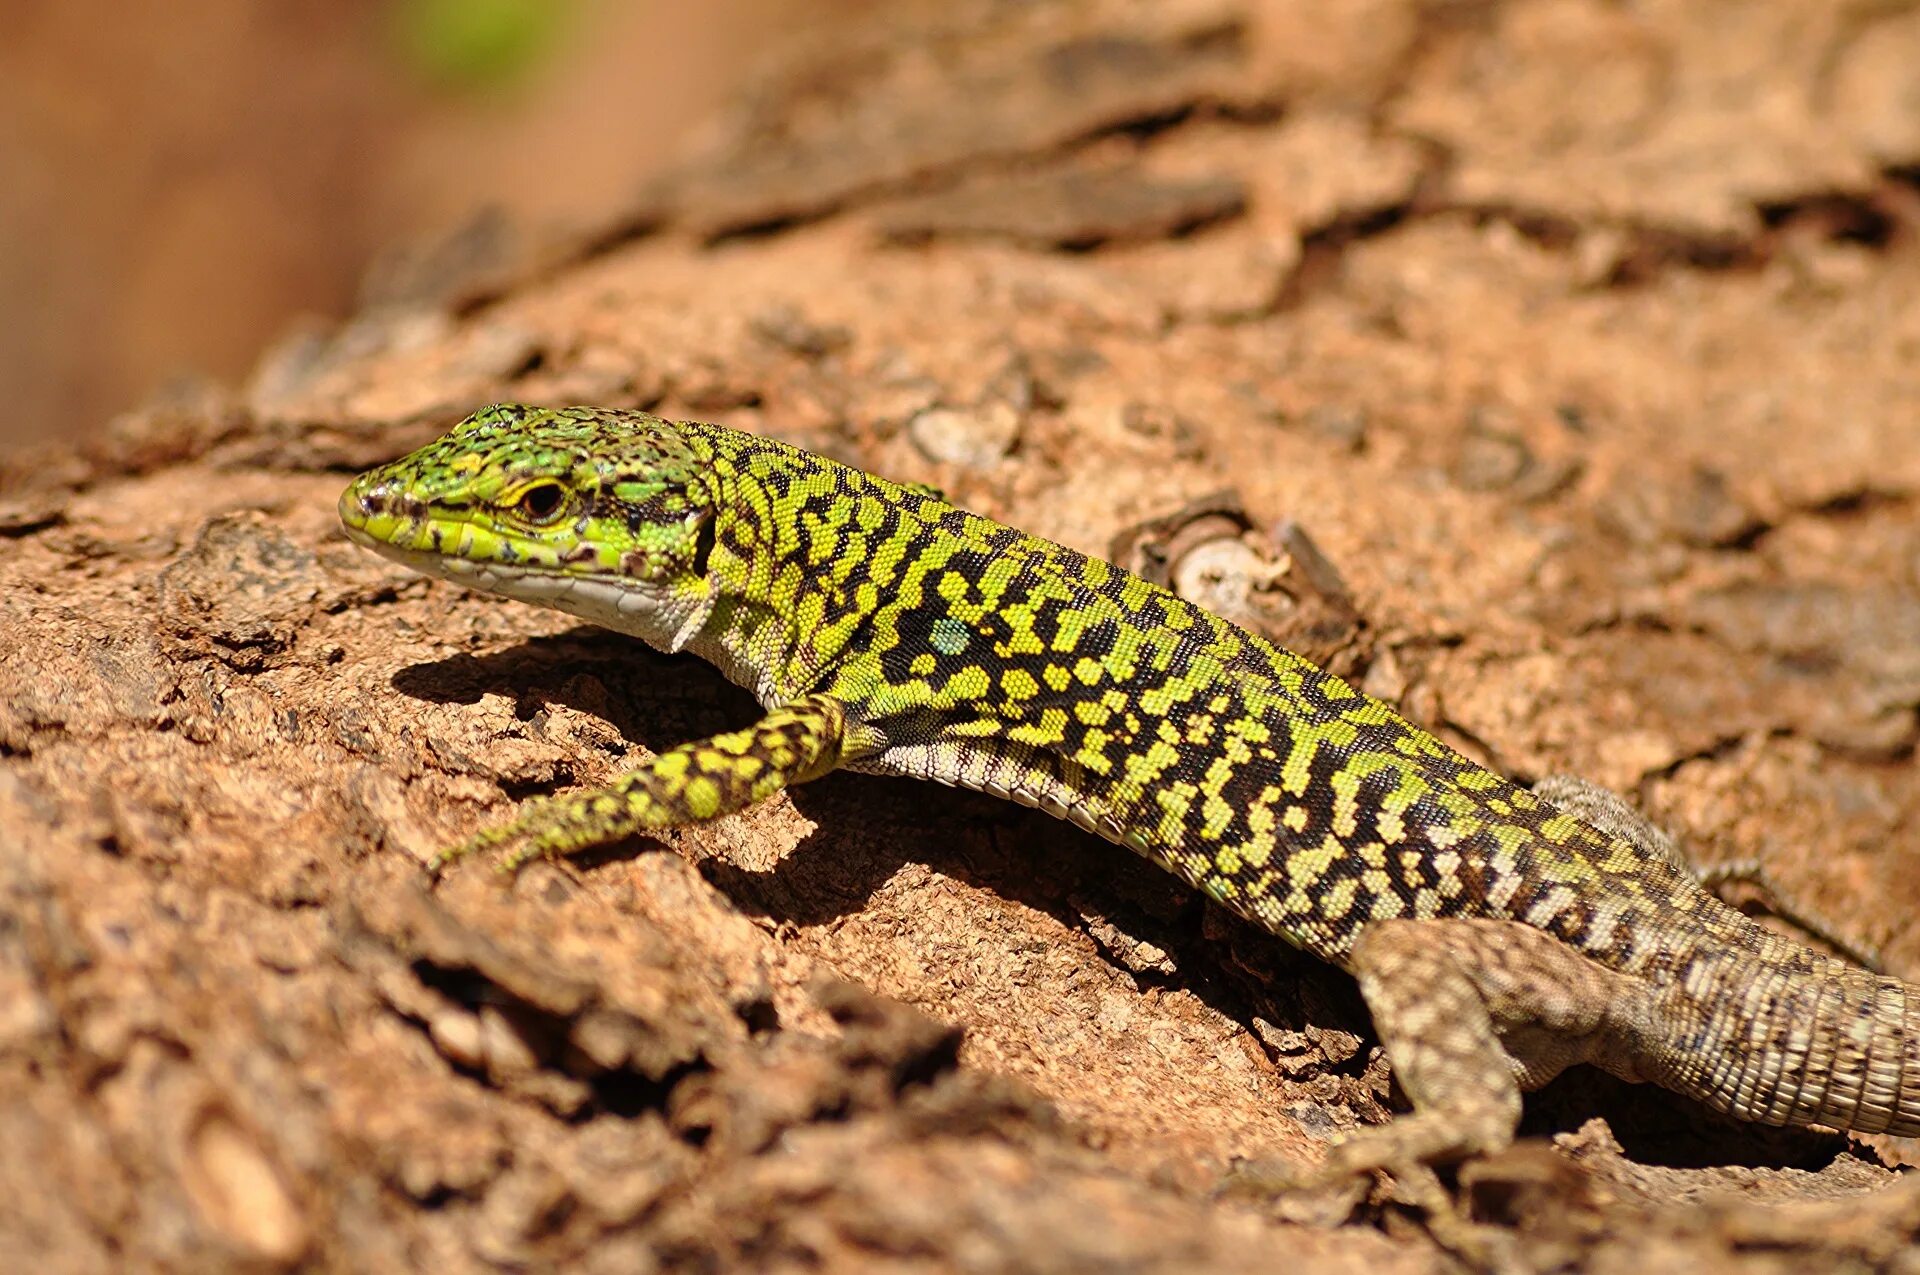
[431,692,857,876]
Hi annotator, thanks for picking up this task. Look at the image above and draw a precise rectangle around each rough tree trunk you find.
[5,1,1920,1270]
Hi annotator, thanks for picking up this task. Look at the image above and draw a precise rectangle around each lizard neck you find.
[680,431,861,707]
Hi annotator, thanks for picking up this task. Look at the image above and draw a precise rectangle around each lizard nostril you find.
[339,477,395,531]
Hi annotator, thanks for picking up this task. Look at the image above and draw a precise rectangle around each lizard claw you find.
[1223,1148,1519,1272]
[424,830,503,881]
[427,787,639,881]
[425,801,556,881]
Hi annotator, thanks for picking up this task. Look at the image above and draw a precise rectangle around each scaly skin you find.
[341,404,1920,1171]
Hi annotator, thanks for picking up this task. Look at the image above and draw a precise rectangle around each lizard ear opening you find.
[691,512,717,577]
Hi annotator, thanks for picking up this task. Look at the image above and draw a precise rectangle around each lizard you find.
[339,402,1920,1179]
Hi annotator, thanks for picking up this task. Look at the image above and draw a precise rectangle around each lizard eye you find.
[515,482,568,524]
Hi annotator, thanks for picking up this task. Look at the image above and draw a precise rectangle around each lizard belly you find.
[849,734,1362,962]
[850,741,1129,845]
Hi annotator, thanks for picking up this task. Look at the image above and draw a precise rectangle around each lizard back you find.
[690,420,1807,977]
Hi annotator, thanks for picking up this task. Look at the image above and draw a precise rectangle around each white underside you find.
[355,538,694,653]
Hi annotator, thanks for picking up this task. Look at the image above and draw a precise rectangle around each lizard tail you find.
[1648,948,1920,1137]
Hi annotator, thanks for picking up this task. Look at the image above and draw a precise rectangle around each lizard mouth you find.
[344,517,677,625]
[340,477,598,586]
[340,481,580,593]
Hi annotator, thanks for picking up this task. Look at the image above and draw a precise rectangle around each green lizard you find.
[340,403,1920,1176]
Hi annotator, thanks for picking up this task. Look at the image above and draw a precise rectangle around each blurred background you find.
[0,0,851,453]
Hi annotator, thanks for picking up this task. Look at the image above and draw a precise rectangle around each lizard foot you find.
[427,696,854,881]
[427,786,640,880]
[1222,1144,1524,1274]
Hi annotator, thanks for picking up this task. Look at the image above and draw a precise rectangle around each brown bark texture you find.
[5,1,1920,1270]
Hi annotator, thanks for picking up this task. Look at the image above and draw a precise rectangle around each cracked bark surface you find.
[4,1,1920,1270]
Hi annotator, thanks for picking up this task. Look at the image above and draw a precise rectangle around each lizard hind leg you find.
[1529,774,1686,873]
[429,692,854,877]
[1531,774,1883,971]
[1327,917,1643,1179]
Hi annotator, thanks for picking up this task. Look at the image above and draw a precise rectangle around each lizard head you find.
[339,403,719,648]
